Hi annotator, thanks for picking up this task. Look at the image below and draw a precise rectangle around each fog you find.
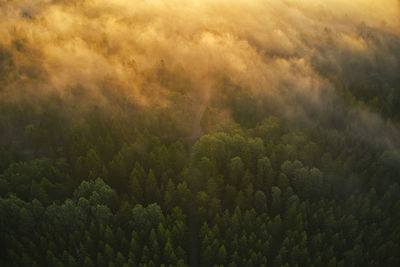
[1,0,399,144]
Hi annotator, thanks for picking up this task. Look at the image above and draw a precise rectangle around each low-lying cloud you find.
[0,0,399,144]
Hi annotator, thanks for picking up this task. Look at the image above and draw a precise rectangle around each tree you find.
[85,149,104,180]
[229,157,244,187]
[115,252,126,267]
[254,190,267,214]
[129,173,143,204]
[164,179,176,210]
[271,186,282,215]
[256,157,272,191]
[73,178,114,206]
[217,245,228,265]
[145,170,159,204]
[84,256,95,267]
[176,182,191,211]
[163,239,177,265]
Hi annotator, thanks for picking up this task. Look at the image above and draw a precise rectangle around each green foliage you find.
[0,80,400,267]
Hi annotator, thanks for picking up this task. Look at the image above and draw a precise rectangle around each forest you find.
[1,0,400,266]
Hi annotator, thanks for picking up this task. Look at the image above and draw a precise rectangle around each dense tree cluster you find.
[1,83,399,266]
